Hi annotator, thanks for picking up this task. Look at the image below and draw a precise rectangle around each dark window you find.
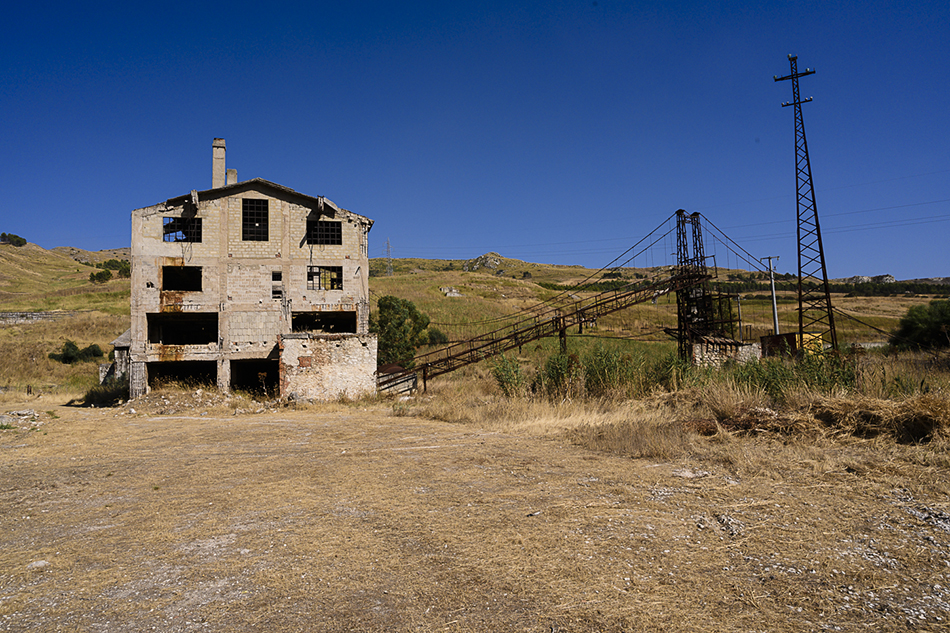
[242,199,268,241]
[271,271,282,282]
[307,266,343,290]
[306,219,342,245]
[162,266,202,291]
[292,311,357,333]
[147,313,218,345]
[163,217,202,242]
[272,287,283,300]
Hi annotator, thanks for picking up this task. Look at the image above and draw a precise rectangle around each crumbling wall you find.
[280,333,377,401]
[692,341,761,368]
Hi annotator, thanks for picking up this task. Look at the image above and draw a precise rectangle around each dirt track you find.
[1,402,949,632]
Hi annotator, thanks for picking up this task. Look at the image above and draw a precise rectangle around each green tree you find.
[89,269,113,283]
[1,232,26,247]
[892,299,950,350]
[371,296,430,368]
[100,259,131,277]
[49,341,103,364]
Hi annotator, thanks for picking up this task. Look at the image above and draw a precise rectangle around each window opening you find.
[292,311,357,333]
[162,266,202,291]
[163,217,202,242]
[271,271,282,282]
[307,266,343,290]
[242,199,269,241]
[306,219,342,245]
[147,313,217,345]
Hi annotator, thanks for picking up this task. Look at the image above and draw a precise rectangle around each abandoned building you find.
[128,138,376,400]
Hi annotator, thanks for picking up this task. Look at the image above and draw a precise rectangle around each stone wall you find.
[692,341,761,368]
[280,333,377,401]
[0,311,76,325]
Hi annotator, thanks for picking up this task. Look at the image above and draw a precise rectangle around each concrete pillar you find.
[212,138,226,189]
[130,361,148,398]
[217,357,231,393]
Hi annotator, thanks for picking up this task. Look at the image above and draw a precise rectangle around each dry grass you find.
[0,312,129,394]
[3,391,950,632]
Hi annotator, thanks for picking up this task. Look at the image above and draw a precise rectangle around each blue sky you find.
[2,0,947,280]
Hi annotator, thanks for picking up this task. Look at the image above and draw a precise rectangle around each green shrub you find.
[491,354,527,397]
[583,344,636,397]
[892,299,950,350]
[89,269,113,283]
[538,351,584,398]
[1,232,27,247]
[99,259,131,278]
[49,341,104,364]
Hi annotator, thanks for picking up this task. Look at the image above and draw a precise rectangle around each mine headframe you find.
[671,210,738,362]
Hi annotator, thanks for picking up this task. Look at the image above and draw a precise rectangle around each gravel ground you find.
[1,397,949,632]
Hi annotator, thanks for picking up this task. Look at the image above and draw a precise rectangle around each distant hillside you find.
[0,242,130,313]
[51,246,130,266]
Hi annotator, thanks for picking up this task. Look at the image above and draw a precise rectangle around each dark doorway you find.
[230,359,280,398]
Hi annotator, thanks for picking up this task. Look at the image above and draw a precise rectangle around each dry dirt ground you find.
[1,398,949,632]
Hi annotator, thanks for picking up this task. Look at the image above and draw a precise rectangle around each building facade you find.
[129,139,376,399]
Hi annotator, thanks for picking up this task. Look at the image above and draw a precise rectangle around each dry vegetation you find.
[2,245,950,630]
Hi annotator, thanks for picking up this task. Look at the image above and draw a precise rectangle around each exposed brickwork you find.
[279,334,378,401]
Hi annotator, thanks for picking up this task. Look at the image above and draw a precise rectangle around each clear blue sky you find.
[2,1,947,280]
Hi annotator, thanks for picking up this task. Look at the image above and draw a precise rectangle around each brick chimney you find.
[212,138,226,188]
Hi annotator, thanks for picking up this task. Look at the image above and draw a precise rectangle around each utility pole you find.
[774,54,837,351]
[384,238,394,277]
[762,255,781,335]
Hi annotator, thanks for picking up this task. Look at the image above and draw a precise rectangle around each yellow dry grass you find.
[2,389,950,632]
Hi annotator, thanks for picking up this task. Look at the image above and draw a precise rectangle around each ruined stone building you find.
[129,139,376,400]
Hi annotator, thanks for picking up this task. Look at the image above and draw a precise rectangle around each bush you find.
[1,232,25,246]
[98,259,131,278]
[892,299,950,350]
[537,351,584,398]
[1,232,27,247]
[89,269,113,283]
[49,341,104,364]
[583,344,636,397]
[491,354,527,397]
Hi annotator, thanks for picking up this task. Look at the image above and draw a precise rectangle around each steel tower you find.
[774,54,837,352]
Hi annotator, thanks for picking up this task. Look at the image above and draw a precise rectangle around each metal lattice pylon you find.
[774,54,837,351]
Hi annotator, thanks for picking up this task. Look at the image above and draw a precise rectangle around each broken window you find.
[242,199,268,241]
[162,266,202,291]
[306,219,342,245]
[147,313,218,345]
[271,270,282,299]
[163,216,202,242]
[307,266,343,290]
[147,361,216,388]
[292,311,357,333]
[272,287,283,300]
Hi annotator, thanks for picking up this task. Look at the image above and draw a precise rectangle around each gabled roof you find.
[141,178,373,227]
[112,328,131,349]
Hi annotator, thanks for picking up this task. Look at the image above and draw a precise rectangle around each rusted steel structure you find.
[377,270,710,392]
[775,54,838,351]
